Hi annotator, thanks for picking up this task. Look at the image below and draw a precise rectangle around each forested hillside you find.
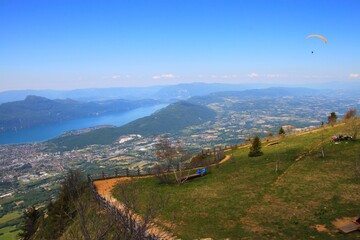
[49,101,216,150]
[0,95,159,132]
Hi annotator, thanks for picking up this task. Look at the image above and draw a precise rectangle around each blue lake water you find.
[0,104,167,145]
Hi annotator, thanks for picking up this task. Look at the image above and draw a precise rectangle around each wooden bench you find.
[178,173,204,182]
[338,222,360,234]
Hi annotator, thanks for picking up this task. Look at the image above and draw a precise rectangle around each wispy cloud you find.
[152,73,177,80]
[349,73,360,79]
[247,73,259,78]
[247,73,288,79]
[102,75,132,80]
[303,75,333,79]
[198,74,239,79]
[266,74,288,78]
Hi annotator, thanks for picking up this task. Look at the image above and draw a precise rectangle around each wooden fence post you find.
[275,160,280,173]
[126,168,129,177]
[137,167,140,176]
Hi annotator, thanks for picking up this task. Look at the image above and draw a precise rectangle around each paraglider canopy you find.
[306,34,327,43]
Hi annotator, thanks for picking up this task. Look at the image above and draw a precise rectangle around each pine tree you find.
[248,135,263,157]
[278,127,285,135]
[327,112,337,126]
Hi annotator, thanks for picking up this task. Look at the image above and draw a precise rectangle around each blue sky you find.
[1,0,359,90]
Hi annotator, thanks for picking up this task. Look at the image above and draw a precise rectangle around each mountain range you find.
[47,86,360,151]
[3,82,359,104]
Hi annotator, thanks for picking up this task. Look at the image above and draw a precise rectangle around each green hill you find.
[33,120,360,239]
[109,121,360,239]
[48,101,216,150]
[0,95,159,132]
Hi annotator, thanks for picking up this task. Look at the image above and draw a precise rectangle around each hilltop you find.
[32,119,360,239]
[108,121,360,239]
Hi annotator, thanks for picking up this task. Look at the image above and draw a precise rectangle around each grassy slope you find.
[0,211,21,240]
[0,225,19,240]
[0,211,21,225]
[113,122,360,239]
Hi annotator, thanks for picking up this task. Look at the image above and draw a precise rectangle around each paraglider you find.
[307,34,327,54]
[306,34,327,43]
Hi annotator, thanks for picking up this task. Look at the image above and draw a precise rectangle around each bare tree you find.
[343,109,357,121]
[152,163,172,184]
[155,137,191,184]
[155,136,177,170]
[171,141,193,185]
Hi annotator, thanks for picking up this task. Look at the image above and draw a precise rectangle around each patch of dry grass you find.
[111,121,360,239]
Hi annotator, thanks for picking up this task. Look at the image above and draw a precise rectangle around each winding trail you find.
[92,150,239,239]
[93,177,177,239]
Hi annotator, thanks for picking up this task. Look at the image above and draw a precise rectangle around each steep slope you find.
[33,120,360,240]
[111,120,360,239]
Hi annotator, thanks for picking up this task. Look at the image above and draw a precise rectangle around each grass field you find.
[0,211,21,225]
[0,211,21,240]
[112,123,360,239]
[0,225,20,240]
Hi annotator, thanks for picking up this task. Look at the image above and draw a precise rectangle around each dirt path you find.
[92,149,240,239]
[94,177,137,196]
[93,177,176,239]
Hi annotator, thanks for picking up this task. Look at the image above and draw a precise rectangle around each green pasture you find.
[0,211,21,240]
[113,123,360,239]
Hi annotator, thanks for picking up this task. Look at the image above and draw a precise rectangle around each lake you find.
[0,104,167,145]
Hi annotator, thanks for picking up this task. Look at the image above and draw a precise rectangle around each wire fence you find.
[87,145,234,239]
[88,175,159,239]
[89,145,232,181]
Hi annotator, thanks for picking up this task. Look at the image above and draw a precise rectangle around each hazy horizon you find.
[2,80,360,93]
[1,0,359,91]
